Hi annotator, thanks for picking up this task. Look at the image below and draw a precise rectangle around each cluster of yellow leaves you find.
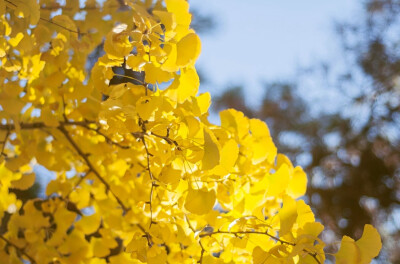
[0,0,382,263]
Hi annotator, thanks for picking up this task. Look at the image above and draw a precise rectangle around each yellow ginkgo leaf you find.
[249,119,271,138]
[185,187,216,215]
[104,24,132,59]
[176,33,201,67]
[202,128,220,170]
[126,235,148,256]
[136,96,159,121]
[91,237,112,258]
[159,166,181,185]
[287,167,307,198]
[153,10,176,40]
[177,67,199,103]
[335,224,382,264]
[126,54,145,70]
[356,224,382,264]
[144,63,172,84]
[192,92,211,116]
[252,246,275,264]
[335,236,360,264]
[211,139,239,176]
[266,164,290,197]
[220,109,249,140]
[279,195,297,236]
[9,32,24,47]
[0,0,5,17]
[165,0,191,27]
[52,15,78,36]
[14,0,40,25]
[296,200,315,228]
[296,222,324,247]
[160,43,178,72]
[147,246,167,264]
[109,253,138,264]
[10,173,35,190]
[41,107,60,127]
[109,83,129,99]
[220,139,239,170]
[276,154,293,171]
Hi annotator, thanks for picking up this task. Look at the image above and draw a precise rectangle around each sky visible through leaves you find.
[190,0,360,110]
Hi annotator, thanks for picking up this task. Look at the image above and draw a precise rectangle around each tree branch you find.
[141,136,157,228]
[58,125,129,213]
[0,235,36,264]
[200,230,322,264]
[0,120,96,131]
[76,123,131,149]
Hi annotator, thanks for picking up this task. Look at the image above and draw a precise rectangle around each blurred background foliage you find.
[213,0,400,262]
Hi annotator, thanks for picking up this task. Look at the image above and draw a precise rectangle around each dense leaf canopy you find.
[0,0,382,263]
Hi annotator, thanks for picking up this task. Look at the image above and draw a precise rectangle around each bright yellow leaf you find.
[202,128,220,170]
[287,167,307,198]
[75,213,102,235]
[356,224,382,264]
[176,33,201,67]
[335,236,360,264]
[193,92,211,116]
[136,96,159,121]
[177,67,200,103]
[165,0,191,27]
[279,195,297,236]
[266,164,290,197]
[185,187,216,215]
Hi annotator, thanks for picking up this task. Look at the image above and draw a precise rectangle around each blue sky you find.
[190,0,361,107]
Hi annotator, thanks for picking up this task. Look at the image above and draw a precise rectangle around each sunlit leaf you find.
[185,187,216,215]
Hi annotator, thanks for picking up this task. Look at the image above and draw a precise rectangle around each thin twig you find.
[40,5,120,11]
[141,136,157,228]
[64,169,92,199]
[76,123,131,149]
[112,73,146,85]
[58,125,129,213]
[136,223,153,247]
[0,235,36,264]
[199,230,295,246]
[150,130,180,148]
[198,240,205,264]
[0,130,10,157]
[5,0,85,34]
[4,0,16,7]
[200,230,322,264]
[39,17,85,35]
[0,120,96,131]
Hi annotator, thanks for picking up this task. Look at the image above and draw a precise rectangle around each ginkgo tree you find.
[0,0,382,263]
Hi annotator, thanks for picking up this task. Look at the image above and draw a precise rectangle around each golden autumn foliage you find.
[0,0,382,263]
